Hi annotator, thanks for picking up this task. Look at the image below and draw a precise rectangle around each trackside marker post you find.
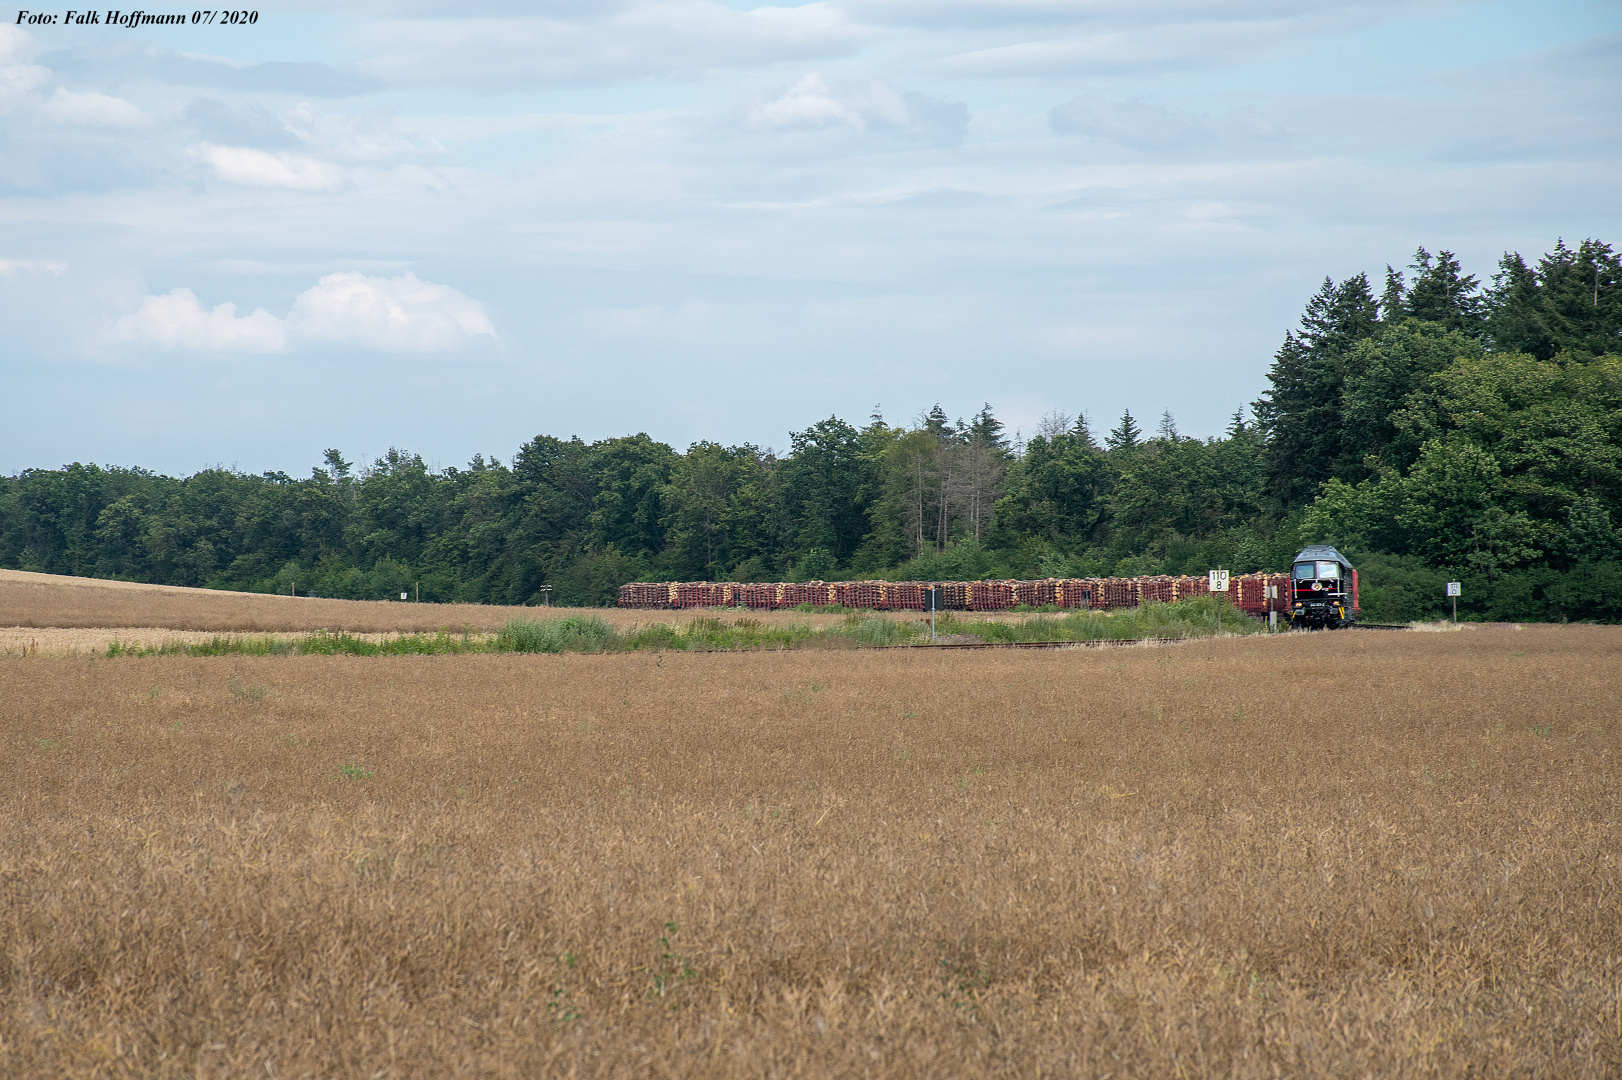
[1447,581,1460,623]
[1209,569,1229,632]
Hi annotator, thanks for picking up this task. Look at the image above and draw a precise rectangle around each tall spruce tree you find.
[1483,251,1552,358]
[1404,248,1483,335]
[1380,266,1406,323]
[1252,273,1379,506]
[1536,239,1622,357]
[1105,409,1141,451]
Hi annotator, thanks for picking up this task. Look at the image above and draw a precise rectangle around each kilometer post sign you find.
[1209,569,1228,630]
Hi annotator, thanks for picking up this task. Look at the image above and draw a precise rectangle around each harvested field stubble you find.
[3,627,1619,1078]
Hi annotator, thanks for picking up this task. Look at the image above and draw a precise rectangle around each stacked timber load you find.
[1138,576,1177,604]
[846,581,885,609]
[889,582,924,610]
[969,581,1015,611]
[619,583,664,607]
[1056,579,1094,608]
[1092,578,1134,610]
[617,571,1299,613]
[1232,574,1262,613]
[1233,572,1291,615]
[1013,579,1059,607]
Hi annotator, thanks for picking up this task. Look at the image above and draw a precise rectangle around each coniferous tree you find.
[1105,410,1141,451]
[1536,239,1622,357]
[1483,251,1552,358]
[1404,248,1483,334]
[1252,273,1379,506]
[1380,266,1406,323]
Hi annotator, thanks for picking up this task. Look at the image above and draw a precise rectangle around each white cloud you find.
[0,26,49,111]
[42,87,150,128]
[0,259,68,278]
[199,143,343,190]
[286,272,496,352]
[108,273,495,355]
[356,1,867,88]
[110,288,288,353]
[751,73,875,129]
[749,73,968,143]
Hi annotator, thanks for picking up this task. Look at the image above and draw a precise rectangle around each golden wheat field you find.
[0,570,968,652]
[2,574,1620,1078]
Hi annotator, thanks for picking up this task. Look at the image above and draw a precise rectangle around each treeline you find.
[3,239,1618,622]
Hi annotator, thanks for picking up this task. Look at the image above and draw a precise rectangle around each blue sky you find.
[2,0,1618,475]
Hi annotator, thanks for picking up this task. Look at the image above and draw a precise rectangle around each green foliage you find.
[499,616,620,654]
[931,598,1264,643]
[4,238,1618,621]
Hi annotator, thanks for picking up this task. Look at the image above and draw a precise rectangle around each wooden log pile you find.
[616,571,1295,615]
[968,581,1015,611]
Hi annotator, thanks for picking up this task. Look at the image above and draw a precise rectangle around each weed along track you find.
[3,624,1620,1077]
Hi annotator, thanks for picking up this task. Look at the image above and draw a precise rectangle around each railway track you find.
[899,636,1191,650]
[899,623,1412,649]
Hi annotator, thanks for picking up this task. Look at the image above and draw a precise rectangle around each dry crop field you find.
[0,570,965,651]
[3,618,1619,1079]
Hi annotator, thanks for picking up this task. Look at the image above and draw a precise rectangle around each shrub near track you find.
[2,628,1619,1078]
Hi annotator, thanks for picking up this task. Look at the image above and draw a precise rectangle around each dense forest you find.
[4,240,1619,622]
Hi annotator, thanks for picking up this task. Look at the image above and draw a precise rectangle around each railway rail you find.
[900,636,1195,651]
[899,623,1413,649]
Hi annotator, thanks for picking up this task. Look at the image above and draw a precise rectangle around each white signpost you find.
[1446,581,1461,623]
[1209,569,1229,631]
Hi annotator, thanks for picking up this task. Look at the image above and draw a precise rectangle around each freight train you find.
[619,572,1295,618]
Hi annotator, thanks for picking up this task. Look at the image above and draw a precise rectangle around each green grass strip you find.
[102,599,1265,659]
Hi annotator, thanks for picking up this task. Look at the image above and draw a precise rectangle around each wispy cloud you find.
[748,73,968,144]
[356,1,869,89]
[197,144,343,190]
[110,273,496,355]
[42,87,151,128]
[1050,96,1288,149]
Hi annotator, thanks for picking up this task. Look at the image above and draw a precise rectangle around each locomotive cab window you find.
[1316,561,1341,580]
[1293,563,1315,580]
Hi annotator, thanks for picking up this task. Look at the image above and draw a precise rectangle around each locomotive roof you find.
[1293,545,1354,568]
